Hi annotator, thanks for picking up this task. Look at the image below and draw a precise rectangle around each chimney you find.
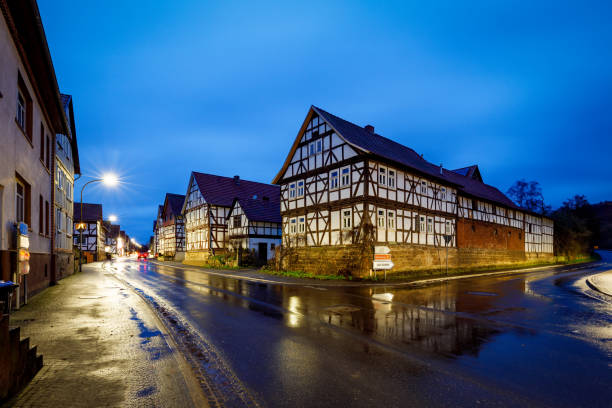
[439,164,443,175]
[364,124,375,134]
[233,175,240,185]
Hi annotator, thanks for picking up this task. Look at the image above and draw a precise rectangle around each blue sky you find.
[38,0,612,243]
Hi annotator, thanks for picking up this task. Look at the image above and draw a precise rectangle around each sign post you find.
[373,246,393,280]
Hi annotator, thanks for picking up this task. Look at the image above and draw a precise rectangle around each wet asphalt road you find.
[113,257,612,408]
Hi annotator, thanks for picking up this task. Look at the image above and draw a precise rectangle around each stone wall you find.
[53,251,74,282]
[456,219,523,251]
[282,243,556,278]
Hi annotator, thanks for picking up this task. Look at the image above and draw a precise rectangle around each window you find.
[45,135,50,168]
[340,167,350,187]
[40,124,45,162]
[45,200,49,235]
[233,215,241,228]
[67,216,72,236]
[379,167,386,186]
[445,220,451,235]
[308,139,322,156]
[39,195,43,234]
[66,181,73,201]
[378,210,385,228]
[330,170,339,189]
[472,199,478,210]
[16,74,32,141]
[17,91,26,131]
[415,215,425,232]
[297,180,304,197]
[388,170,395,189]
[427,217,433,233]
[420,181,427,194]
[298,217,305,233]
[342,210,352,230]
[270,243,276,250]
[15,176,30,226]
[289,218,297,234]
[388,211,395,229]
[440,187,446,201]
[56,208,62,233]
[289,183,296,199]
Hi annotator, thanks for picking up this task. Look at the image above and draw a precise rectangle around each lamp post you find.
[78,174,118,272]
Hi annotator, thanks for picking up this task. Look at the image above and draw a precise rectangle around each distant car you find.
[137,251,148,260]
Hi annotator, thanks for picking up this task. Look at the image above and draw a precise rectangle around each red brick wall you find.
[456,219,523,251]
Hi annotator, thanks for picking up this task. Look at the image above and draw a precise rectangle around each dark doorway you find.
[258,243,267,265]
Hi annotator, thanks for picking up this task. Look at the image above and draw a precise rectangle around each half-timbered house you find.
[73,202,107,262]
[183,173,279,264]
[272,106,554,276]
[158,193,185,260]
[105,224,120,255]
[227,195,282,265]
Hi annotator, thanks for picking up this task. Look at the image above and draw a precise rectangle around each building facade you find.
[0,0,71,302]
[73,203,106,262]
[272,106,554,276]
[158,193,185,260]
[183,172,279,265]
[54,94,79,280]
[227,196,282,265]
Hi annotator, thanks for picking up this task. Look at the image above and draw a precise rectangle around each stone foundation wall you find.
[282,244,556,278]
[54,251,74,282]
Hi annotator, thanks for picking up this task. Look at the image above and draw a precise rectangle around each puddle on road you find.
[324,305,361,314]
[78,295,105,299]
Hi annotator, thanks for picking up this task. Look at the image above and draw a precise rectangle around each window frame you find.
[427,217,434,234]
[378,166,387,186]
[298,216,305,233]
[340,166,350,187]
[388,169,396,189]
[297,180,304,197]
[289,217,297,235]
[420,180,428,194]
[419,215,426,233]
[342,209,352,230]
[289,182,296,199]
[387,211,396,230]
[329,170,339,190]
[377,210,385,229]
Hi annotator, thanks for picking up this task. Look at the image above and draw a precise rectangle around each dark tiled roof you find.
[312,106,518,210]
[73,203,102,222]
[235,195,281,223]
[193,172,280,207]
[108,224,120,237]
[165,193,185,217]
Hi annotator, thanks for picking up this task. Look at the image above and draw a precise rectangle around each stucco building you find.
[0,0,72,302]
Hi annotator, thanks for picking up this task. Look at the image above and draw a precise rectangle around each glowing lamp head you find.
[102,173,119,187]
[108,215,118,222]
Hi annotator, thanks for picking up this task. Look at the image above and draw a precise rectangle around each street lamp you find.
[78,173,120,272]
[108,214,118,223]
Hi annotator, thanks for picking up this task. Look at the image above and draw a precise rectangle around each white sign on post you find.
[373,260,394,270]
[374,246,391,254]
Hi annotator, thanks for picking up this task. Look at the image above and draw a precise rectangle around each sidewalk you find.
[586,271,612,298]
[3,264,205,408]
